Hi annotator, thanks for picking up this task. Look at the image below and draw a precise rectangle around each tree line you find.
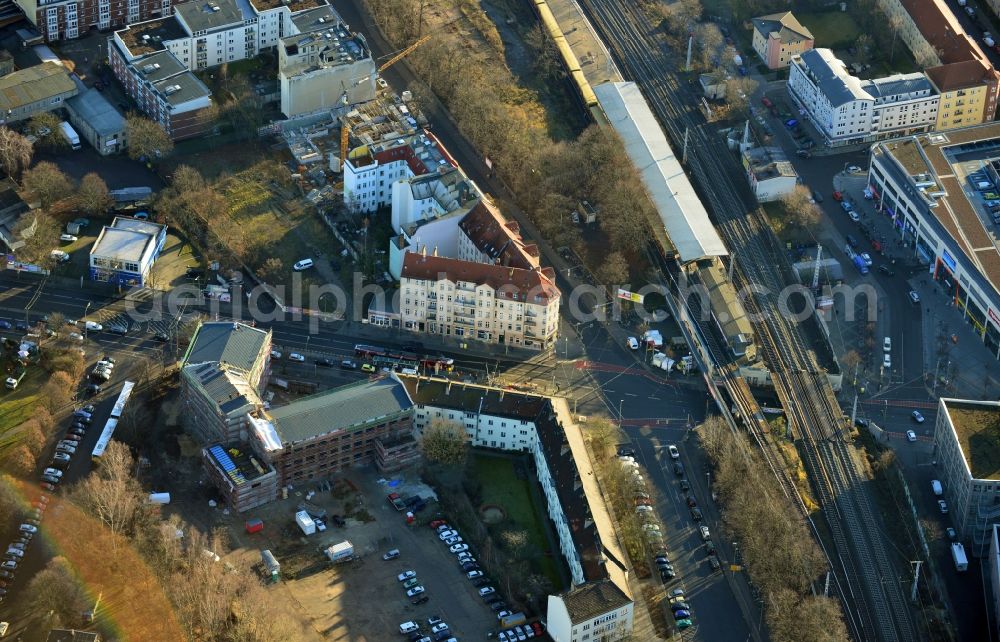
[697,417,849,642]
[365,0,662,288]
[1,441,294,639]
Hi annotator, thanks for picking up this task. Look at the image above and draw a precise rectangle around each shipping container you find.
[245,519,264,534]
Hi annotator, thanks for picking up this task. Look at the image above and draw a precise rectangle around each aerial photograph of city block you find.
[0,0,997,640]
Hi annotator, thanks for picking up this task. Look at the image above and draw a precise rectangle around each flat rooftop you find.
[251,0,325,11]
[944,399,1000,480]
[175,0,244,33]
[206,443,272,486]
[875,124,1000,295]
[116,18,186,56]
[91,227,154,263]
[289,3,342,33]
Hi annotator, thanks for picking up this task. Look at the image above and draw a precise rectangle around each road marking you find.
[625,392,638,397]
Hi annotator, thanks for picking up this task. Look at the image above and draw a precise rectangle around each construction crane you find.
[340,35,432,172]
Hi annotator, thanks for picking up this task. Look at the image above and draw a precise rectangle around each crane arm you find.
[378,35,431,73]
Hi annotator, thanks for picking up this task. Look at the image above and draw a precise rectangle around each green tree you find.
[420,419,469,466]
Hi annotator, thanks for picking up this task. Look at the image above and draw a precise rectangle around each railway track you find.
[577,1,920,640]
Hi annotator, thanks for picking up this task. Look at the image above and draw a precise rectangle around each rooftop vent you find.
[164,84,182,95]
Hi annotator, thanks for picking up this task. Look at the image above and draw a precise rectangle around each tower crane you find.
[340,35,432,171]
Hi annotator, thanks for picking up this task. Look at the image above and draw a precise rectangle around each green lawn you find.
[471,454,563,589]
[798,12,861,49]
[0,366,45,433]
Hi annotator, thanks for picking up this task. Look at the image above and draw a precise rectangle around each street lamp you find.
[618,398,624,422]
[83,301,91,339]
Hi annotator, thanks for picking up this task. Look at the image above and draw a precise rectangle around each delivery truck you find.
[325,540,354,563]
[59,121,81,150]
[951,542,968,572]
[295,510,316,536]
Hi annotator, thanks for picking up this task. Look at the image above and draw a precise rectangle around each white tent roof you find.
[594,82,728,263]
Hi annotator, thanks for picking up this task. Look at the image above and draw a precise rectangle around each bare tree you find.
[126,114,174,161]
[596,251,629,289]
[854,34,874,67]
[40,371,75,413]
[24,556,88,625]
[0,127,33,178]
[420,419,469,466]
[10,210,60,268]
[72,440,147,553]
[76,172,113,215]
[887,13,904,63]
[22,161,74,208]
[696,23,724,70]
[27,112,66,150]
[779,185,821,230]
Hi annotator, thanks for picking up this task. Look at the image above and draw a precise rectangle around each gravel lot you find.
[224,470,500,641]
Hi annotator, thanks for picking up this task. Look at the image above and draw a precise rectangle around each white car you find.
[19,524,37,534]
[627,336,639,350]
[908,290,920,304]
[270,350,282,359]
[399,622,419,634]
[906,430,917,442]
[635,505,653,513]
[288,353,305,362]
[912,410,925,424]
[847,165,863,174]
[397,570,417,582]
[68,332,84,342]
[883,353,891,369]
[939,499,949,513]
[849,210,860,222]
[667,444,680,460]
[406,586,425,597]
[43,468,63,478]
[883,337,891,352]
[59,234,78,243]
[699,525,711,541]
[444,536,463,546]
[84,321,103,331]
[292,259,314,271]
[449,543,469,553]
[467,569,484,579]
[377,77,389,89]
[50,250,70,262]
[860,253,873,267]
[478,586,495,596]
[431,623,450,634]
[438,529,458,541]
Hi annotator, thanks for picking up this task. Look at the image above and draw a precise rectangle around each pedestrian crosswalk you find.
[90,308,199,339]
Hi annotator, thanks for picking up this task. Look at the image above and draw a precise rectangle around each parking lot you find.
[226,470,519,642]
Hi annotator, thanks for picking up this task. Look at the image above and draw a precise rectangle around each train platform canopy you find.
[594,82,728,263]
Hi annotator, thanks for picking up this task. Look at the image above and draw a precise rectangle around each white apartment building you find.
[344,130,456,213]
[279,10,376,117]
[399,252,559,351]
[788,48,939,146]
[932,398,1000,555]
[390,165,476,233]
[401,376,636,625]
[546,582,635,642]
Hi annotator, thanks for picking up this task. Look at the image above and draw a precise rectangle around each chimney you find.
[446,381,452,395]
[421,245,427,257]
[433,245,438,257]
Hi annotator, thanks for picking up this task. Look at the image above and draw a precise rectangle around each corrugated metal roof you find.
[183,321,270,373]
[798,49,869,108]
[0,62,76,112]
[594,82,727,263]
[267,378,412,443]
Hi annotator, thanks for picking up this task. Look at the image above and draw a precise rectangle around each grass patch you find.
[797,11,861,49]
[0,367,46,432]
[470,454,562,588]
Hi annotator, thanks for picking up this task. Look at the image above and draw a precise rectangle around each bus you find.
[92,380,136,460]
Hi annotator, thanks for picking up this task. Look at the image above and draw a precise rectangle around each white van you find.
[931,480,943,496]
[293,259,314,271]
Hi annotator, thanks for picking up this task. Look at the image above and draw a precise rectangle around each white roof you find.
[91,227,154,262]
[594,82,728,263]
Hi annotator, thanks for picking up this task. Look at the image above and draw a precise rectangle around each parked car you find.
[397,570,417,582]
[315,358,334,367]
[383,549,400,560]
[667,444,680,459]
[911,411,925,424]
[449,543,469,553]
[340,359,358,370]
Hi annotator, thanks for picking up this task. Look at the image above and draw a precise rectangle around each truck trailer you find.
[295,510,316,536]
[59,121,81,150]
[325,540,354,563]
[951,542,968,572]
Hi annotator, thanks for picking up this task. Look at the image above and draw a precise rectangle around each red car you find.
[871,239,882,252]
[832,191,843,202]
[761,97,774,109]
[429,519,447,529]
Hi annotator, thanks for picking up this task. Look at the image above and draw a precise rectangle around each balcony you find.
[453,297,475,307]
[453,316,474,327]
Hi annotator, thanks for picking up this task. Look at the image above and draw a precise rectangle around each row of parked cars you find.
[40,405,94,490]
